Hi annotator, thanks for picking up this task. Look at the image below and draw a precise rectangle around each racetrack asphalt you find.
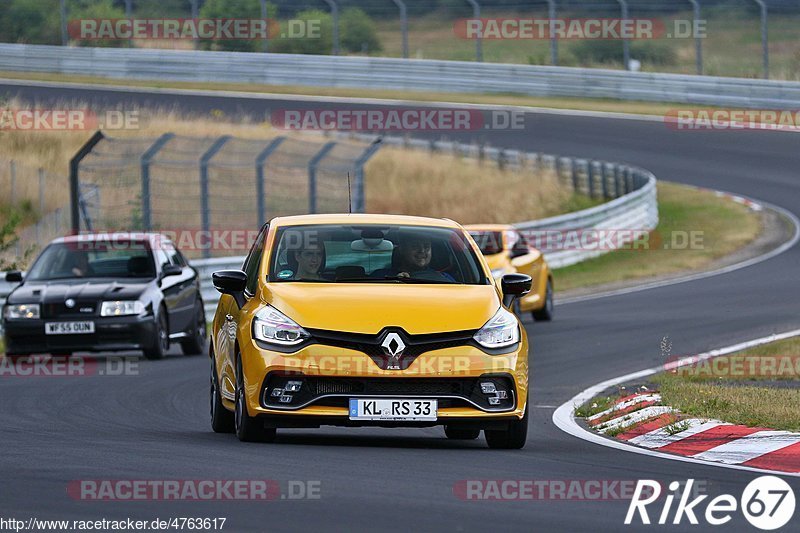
[1,82,799,532]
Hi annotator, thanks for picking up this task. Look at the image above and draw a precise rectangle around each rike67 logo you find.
[626,477,795,530]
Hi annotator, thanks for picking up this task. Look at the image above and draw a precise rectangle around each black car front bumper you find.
[3,315,157,355]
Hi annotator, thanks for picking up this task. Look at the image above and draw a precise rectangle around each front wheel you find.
[532,279,554,322]
[210,356,234,433]
[181,300,207,356]
[444,427,481,440]
[143,310,169,360]
[485,398,528,449]
[235,354,276,443]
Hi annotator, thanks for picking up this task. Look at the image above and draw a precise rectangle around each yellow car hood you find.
[265,283,501,335]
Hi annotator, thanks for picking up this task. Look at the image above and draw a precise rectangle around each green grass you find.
[650,336,800,432]
[553,181,761,292]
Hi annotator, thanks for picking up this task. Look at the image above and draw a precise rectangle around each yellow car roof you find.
[463,224,513,232]
[271,213,462,229]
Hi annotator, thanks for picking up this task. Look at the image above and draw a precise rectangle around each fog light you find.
[279,395,293,403]
[284,380,302,392]
[488,397,501,406]
[496,390,508,399]
[480,382,496,394]
[271,388,284,397]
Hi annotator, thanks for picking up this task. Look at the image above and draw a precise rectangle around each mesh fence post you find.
[70,131,105,234]
[200,136,232,259]
[140,133,175,232]
[353,139,383,213]
[255,137,287,226]
[308,142,337,214]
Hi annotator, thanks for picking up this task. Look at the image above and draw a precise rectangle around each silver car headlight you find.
[4,304,40,319]
[473,307,519,349]
[253,305,309,346]
[100,300,145,317]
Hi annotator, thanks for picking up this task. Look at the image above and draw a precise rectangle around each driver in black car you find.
[372,235,455,282]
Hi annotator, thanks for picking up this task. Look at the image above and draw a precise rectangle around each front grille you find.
[261,374,516,412]
[305,327,477,370]
[43,301,98,318]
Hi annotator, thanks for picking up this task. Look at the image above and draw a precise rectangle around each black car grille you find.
[261,374,517,412]
[43,301,98,318]
[304,327,478,370]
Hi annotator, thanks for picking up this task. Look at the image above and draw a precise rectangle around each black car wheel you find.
[210,355,234,433]
[485,396,529,450]
[532,279,554,322]
[234,353,276,443]
[143,309,169,360]
[181,300,207,356]
[444,427,481,440]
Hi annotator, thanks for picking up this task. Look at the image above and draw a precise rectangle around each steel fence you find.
[0,160,70,268]
[3,43,799,110]
[68,132,382,258]
[11,1,800,80]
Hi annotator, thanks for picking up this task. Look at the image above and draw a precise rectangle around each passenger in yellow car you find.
[288,242,326,281]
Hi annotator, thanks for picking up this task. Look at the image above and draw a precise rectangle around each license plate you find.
[45,321,95,335]
[349,398,437,421]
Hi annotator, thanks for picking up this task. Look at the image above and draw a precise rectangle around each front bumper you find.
[2,315,156,355]
[236,336,529,426]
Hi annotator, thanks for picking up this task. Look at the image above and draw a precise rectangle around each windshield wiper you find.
[381,275,451,284]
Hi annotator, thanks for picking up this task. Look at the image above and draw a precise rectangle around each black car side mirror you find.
[5,271,23,283]
[212,270,248,308]
[501,273,532,308]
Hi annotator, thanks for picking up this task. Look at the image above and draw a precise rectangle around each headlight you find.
[4,304,40,319]
[253,305,309,346]
[100,301,144,317]
[490,268,506,280]
[473,307,519,349]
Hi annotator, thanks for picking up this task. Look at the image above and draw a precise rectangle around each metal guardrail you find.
[1,44,799,109]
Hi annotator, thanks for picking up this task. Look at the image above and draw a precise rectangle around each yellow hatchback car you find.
[465,225,553,322]
[209,214,532,448]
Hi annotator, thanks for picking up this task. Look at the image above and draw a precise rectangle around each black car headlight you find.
[4,304,40,319]
[100,300,145,317]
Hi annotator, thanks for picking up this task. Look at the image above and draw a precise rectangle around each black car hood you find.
[7,279,150,304]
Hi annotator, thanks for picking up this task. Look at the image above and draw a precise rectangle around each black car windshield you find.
[269,224,489,285]
[25,241,156,281]
[469,231,505,255]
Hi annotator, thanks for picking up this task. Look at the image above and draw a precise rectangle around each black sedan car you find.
[2,233,206,360]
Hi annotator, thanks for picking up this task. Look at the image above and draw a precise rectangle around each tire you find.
[444,426,481,440]
[485,397,529,449]
[234,353,276,443]
[210,356,235,433]
[532,279,554,322]
[143,308,169,360]
[181,300,207,356]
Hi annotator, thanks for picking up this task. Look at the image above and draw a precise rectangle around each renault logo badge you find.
[381,332,406,370]
[65,298,76,308]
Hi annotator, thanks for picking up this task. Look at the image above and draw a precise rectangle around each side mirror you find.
[501,273,531,308]
[212,270,247,294]
[5,271,23,283]
[161,264,182,279]
[213,270,248,308]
